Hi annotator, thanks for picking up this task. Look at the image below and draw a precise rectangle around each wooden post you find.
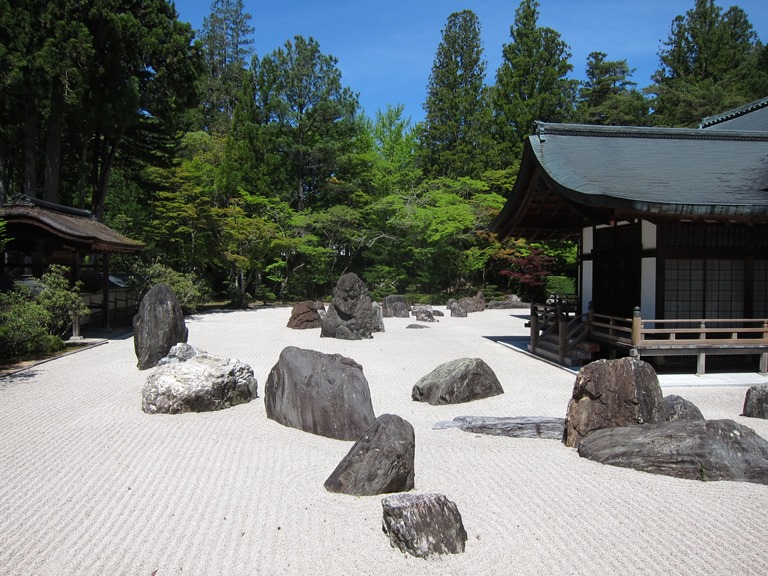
[696,352,706,376]
[761,321,768,375]
[631,307,641,346]
[558,315,567,365]
[530,304,539,352]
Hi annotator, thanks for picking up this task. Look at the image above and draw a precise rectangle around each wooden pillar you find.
[631,306,642,346]
[101,253,110,330]
[530,304,539,352]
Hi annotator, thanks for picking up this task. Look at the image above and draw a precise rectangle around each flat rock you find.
[578,419,768,484]
[382,493,467,558]
[434,416,565,439]
[133,283,188,370]
[743,384,768,419]
[264,346,375,440]
[412,358,504,405]
[142,352,258,414]
[324,414,415,496]
[406,324,429,329]
[563,357,667,448]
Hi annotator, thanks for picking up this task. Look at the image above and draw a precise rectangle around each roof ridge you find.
[534,121,768,142]
[700,96,768,128]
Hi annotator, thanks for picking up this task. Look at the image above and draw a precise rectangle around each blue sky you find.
[173,0,768,123]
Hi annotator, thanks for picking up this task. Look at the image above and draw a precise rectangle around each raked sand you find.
[1,307,768,576]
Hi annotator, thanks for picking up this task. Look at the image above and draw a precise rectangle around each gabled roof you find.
[491,122,768,240]
[1,197,144,253]
[700,96,768,131]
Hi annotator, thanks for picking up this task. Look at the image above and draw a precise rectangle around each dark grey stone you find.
[663,394,705,421]
[406,324,429,329]
[133,284,188,370]
[264,346,375,440]
[563,357,667,448]
[458,291,485,313]
[578,419,768,484]
[382,295,411,318]
[142,352,258,414]
[743,384,768,419]
[382,493,467,558]
[321,273,375,340]
[413,309,436,322]
[324,414,415,496]
[449,301,467,318]
[412,358,504,405]
[434,416,565,439]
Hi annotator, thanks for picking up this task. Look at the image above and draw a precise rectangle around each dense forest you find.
[1,0,766,305]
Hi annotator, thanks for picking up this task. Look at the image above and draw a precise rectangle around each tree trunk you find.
[44,79,64,203]
[24,96,38,198]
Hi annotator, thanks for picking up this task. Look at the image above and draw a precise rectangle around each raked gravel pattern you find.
[1,307,768,575]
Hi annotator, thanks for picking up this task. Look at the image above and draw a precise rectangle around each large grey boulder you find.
[133,283,188,370]
[286,301,323,329]
[663,394,705,421]
[382,295,411,318]
[413,309,436,323]
[563,357,667,448]
[412,358,504,405]
[458,291,485,313]
[321,273,375,340]
[264,346,375,440]
[578,419,768,484]
[324,414,415,496]
[142,351,258,414]
[448,300,467,318]
[382,493,467,558]
[743,384,768,419]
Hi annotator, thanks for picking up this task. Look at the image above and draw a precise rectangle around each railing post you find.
[632,306,642,346]
[559,315,567,365]
[530,304,539,352]
[761,321,768,375]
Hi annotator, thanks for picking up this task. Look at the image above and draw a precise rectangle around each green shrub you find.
[36,265,90,337]
[129,262,210,314]
[546,275,576,298]
[0,287,64,359]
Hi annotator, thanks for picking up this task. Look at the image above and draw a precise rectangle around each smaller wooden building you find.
[491,97,768,373]
[1,196,144,328]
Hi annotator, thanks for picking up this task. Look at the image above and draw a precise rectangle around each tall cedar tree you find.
[0,0,201,218]
[199,0,255,134]
[419,10,492,179]
[252,36,360,211]
[576,52,650,126]
[493,0,577,164]
[650,0,766,127]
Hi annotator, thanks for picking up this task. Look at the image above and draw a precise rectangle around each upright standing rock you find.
[563,357,667,448]
[382,295,411,318]
[321,273,376,340]
[133,283,188,370]
[264,346,375,440]
[324,414,415,496]
[381,493,467,558]
[287,301,323,329]
[743,384,768,419]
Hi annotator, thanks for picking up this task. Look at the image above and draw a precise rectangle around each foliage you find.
[36,265,90,337]
[420,10,493,179]
[493,0,578,163]
[576,52,650,126]
[499,248,553,302]
[546,275,576,298]
[0,285,63,360]
[128,261,210,314]
[649,0,766,126]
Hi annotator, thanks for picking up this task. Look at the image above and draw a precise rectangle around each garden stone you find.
[563,357,667,448]
[321,273,375,340]
[743,384,768,419]
[434,416,565,439]
[324,414,415,496]
[458,291,485,313]
[382,295,411,318]
[413,309,436,322]
[372,301,385,333]
[578,419,768,484]
[406,324,429,329]
[133,283,188,370]
[663,394,705,421]
[142,352,258,414]
[382,493,467,558]
[157,342,203,365]
[449,301,467,318]
[287,301,323,329]
[264,346,375,440]
[412,357,504,405]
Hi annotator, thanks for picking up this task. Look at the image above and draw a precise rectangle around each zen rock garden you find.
[131,279,768,560]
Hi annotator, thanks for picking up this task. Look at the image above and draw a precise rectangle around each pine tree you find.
[492,0,577,163]
[650,0,766,126]
[419,10,492,179]
[576,52,650,126]
[199,0,255,133]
